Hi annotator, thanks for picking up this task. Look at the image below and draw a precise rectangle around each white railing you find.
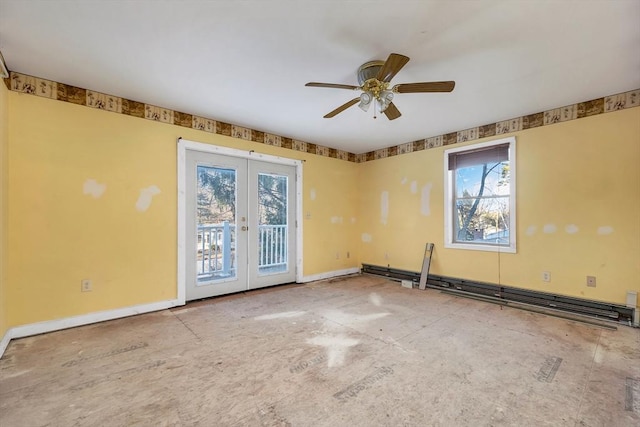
[258,225,287,269]
[197,223,287,280]
[197,222,233,280]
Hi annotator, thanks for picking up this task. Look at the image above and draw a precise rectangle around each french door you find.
[183,148,297,301]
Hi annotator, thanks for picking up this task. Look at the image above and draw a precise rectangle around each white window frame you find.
[443,136,517,253]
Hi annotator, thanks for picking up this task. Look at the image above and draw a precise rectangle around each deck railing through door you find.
[197,223,287,280]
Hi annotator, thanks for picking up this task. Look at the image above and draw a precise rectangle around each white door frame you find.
[177,138,303,304]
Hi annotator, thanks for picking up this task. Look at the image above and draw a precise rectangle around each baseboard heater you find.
[361,263,635,325]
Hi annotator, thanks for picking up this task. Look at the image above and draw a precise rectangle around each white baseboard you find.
[300,267,360,283]
[0,298,183,359]
[0,329,11,359]
[1,269,362,358]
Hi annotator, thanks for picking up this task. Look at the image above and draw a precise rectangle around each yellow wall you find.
[303,153,360,273]
[4,84,639,331]
[357,107,640,305]
[6,91,359,327]
[0,81,8,338]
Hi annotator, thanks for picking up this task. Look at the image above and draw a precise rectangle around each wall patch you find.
[310,189,316,201]
[597,226,614,235]
[420,183,432,216]
[565,224,579,234]
[543,224,557,234]
[410,181,418,194]
[381,191,389,225]
[361,233,372,243]
[136,185,161,212]
[83,179,106,199]
[525,225,537,236]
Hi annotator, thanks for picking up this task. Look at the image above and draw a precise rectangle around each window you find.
[444,137,516,253]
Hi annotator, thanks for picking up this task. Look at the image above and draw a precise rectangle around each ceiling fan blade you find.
[393,81,455,93]
[376,53,410,83]
[324,98,360,118]
[305,82,359,90]
[383,102,401,120]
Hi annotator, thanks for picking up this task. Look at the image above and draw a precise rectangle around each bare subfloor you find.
[1,275,639,426]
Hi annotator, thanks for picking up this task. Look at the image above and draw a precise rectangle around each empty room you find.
[0,1,639,426]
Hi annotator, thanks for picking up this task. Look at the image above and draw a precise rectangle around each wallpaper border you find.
[356,88,639,163]
[7,71,638,163]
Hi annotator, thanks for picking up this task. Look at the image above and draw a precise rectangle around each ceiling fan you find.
[305,53,455,120]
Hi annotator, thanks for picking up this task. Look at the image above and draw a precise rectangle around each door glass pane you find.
[196,165,237,282]
[257,173,288,275]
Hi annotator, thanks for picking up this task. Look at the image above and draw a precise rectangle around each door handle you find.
[241,226,248,231]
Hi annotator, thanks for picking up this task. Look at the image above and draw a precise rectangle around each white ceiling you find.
[1,0,638,154]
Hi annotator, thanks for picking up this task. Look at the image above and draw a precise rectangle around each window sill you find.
[444,242,516,253]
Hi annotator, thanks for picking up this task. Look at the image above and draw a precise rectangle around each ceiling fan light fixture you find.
[358,92,372,111]
[378,91,394,112]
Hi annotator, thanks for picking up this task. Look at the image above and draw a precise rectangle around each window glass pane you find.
[454,196,510,245]
[455,161,510,198]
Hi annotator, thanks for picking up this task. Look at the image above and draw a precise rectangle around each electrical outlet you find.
[542,271,551,282]
[586,276,596,287]
[81,279,92,292]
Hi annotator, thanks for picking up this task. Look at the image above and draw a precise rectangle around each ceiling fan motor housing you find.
[357,60,385,86]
